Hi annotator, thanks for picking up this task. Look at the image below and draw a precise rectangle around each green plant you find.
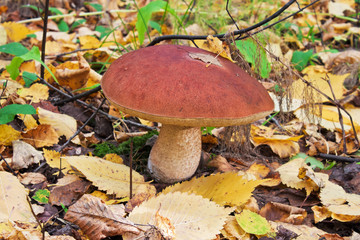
[0,104,36,124]
[32,189,50,204]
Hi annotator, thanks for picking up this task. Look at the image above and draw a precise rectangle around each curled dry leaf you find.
[64,194,140,240]
[18,172,47,185]
[11,140,44,170]
[123,192,233,240]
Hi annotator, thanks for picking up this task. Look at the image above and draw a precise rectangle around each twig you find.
[54,85,102,106]
[0,153,17,176]
[318,153,360,163]
[40,0,50,79]
[147,0,321,46]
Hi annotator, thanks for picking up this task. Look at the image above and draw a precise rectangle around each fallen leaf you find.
[64,156,156,197]
[49,178,91,206]
[11,140,44,170]
[2,22,35,42]
[64,194,140,240]
[162,172,264,206]
[37,107,80,144]
[43,149,72,173]
[236,209,271,235]
[155,209,176,240]
[221,216,251,240]
[259,202,307,225]
[197,35,234,62]
[123,192,233,240]
[21,124,59,148]
[0,124,21,145]
[18,172,47,185]
[0,171,37,223]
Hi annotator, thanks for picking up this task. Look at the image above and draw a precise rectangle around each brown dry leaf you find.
[11,140,44,170]
[18,172,47,185]
[321,50,360,69]
[49,178,91,206]
[0,221,43,240]
[276,158,328,196]
[291,65,348,103]
[0,171,37,223]
[43,149,72,173]
[123,192,233,240]
[54,53,90,90]
[21,124,59,148]
[0,124,21,145]
[207,155,236,172]
[162,172,264,206]
[259,202,307,225]
[64,156,156,197]
[125,192,153,213]
[197,35,234,62]
[251,125,303,158]
[37,107,80,144]
[2,22,35,42]
[64,194,140,240]
[18,82,49,103]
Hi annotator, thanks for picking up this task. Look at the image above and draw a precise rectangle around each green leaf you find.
[0,42,29,56]
[149,20,162,33]
[291,152,324,170]
[236,38,271,78]
[6,57,24,80]
[32,189,50,204]
[95,25,111,39]
[70,19,86,31]
[58,19,69,32]
[291,50,314,71]
[0,104,36,124]
[235,209,271,235]
[49,7,63,15]
[136,0,177,45]
[22,71,38,87]
[86,3,103,11]
[201,127,215,135]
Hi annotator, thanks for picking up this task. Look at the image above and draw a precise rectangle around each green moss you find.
[92,130,158,158]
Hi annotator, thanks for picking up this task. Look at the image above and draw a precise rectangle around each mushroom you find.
[101,44,274,183]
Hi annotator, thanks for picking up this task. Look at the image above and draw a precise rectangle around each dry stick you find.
[0,153,18,176]
[147,0,321,46]
[54,85,102,106]
[130,137,133,199]
[38,77,154,131]
[40,0,50,79]
[324,75,348,154]
[318,153,360,163]
[248,34,360,148]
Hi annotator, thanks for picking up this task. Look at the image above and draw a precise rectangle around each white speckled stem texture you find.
[148,124,201,183]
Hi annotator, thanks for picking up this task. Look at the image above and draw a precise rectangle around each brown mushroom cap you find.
[101,44,274,127]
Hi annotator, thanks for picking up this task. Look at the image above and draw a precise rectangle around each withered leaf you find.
[64,194,140,240]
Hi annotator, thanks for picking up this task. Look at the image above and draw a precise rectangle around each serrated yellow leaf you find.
[64,156,156,198]
[124,192,233,240]
[162,172,264,206]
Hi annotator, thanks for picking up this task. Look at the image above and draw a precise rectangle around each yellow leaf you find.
[251,125,303,158]
[0,171,37,223]
[2,22,35,42]
[18,83,49,103]
[37,107,80,144]
[197,35,234,62]
[291,65,348,103]
[162,172,264,206]
[21,124,59,148]
[79,35,101,49]
[43,149,72,174]
[104,153,123,164]
[0,124,21,145]
[19,114,38,130]
[64,156,156,197]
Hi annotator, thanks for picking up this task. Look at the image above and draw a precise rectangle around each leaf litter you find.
[0,0,360,239]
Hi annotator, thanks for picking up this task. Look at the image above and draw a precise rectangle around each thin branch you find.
[40,0,50,79]
[54,85,102,106]
[318,153,360,163]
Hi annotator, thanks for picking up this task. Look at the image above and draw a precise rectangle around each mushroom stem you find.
[148,124,201,183]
